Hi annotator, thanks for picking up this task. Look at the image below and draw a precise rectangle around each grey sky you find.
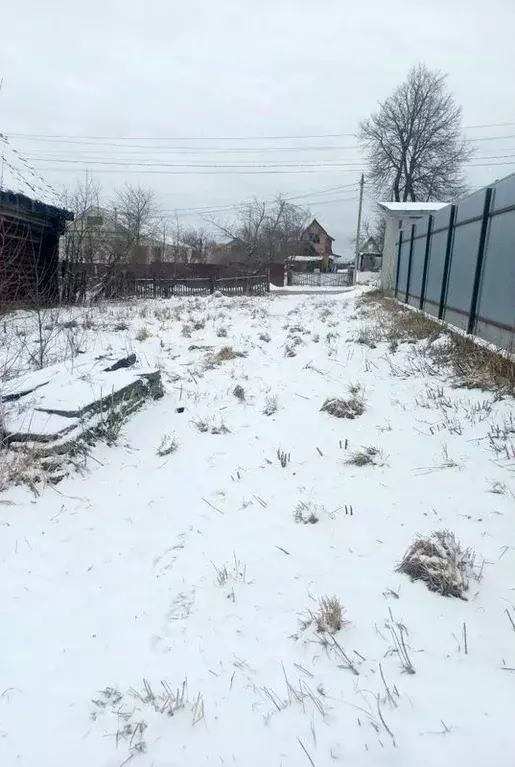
[2,0,515,254]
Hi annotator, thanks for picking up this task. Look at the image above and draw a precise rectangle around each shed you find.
[378,202,449,294]
[0,190,73,305]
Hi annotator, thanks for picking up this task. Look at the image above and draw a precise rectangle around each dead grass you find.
[156,435,179,457]
[206,346,247,367]
[192,417,230,435]
[136,327,151,342]
[359,291,515,393]
[258,332,271,343]
[263,394,278,416]
[396,530,475,599]
[293,501,321,524]
[233,384,245,401]
[301,595,346,634]
[346,445,384,467]
[321,385,365,419]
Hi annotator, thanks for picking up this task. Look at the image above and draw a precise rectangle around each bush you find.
[321,385,365,419]
[396,530,475,599]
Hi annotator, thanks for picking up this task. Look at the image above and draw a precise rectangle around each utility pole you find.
[353,173,365,284]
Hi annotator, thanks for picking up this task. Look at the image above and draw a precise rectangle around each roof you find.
[378,202,449,214]
[0,189,73,222]
[292,255,323,262]
[304,218,335,240]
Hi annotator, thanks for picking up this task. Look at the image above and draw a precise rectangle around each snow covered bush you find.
[293,501,321,524]
[263,394,278,416]
[321,385,365,419]
[396,530,475,599]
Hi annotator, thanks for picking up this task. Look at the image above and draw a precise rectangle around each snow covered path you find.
[1,291,515,766]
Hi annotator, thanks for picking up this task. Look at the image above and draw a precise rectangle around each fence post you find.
[419,215,433,310]
[394,230,403,297]
[438,204,457,320]
[153,277,157,299]
[210,277,215,294]
[468,187,493,335]
[405,224,416,303]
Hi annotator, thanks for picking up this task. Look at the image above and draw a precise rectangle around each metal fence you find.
[105,273,269,299]
[289,272,351,287]
[394,172,515,350]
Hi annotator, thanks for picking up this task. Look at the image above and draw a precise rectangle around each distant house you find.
[62,207,194,266]
[289,219,336,273]
[359,236,382,272]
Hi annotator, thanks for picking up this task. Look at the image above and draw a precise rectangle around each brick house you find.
[301,219,335,270]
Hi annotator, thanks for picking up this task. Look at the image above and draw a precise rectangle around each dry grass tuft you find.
[156,435,179,457]
[321,385,365,419]
[263,394,278,416]
[192,417,230,435]
[207,346,247,367]
[233,384,245,401]
[396,530,475,599]
[346,445,384,467]
[136,327,151,342]
[216,326,228,338]
[300,596,346,634]
[258,332,271,343]
[293,501,321,524]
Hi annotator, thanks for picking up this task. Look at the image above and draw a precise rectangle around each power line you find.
[165,183,360,214]
[33,167,360,175]
[6,120,515,142]
[24,158,365,169]
[7,130,358,142]
[9,137,362,153]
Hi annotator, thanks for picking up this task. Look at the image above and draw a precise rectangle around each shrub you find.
[263,394,278,416]
[293,501,320,524]
[321,393,364,419]
[346,446,384,467]
[233,385,245,401]
[156,435,179,457]
[136,327,151,342]
[396,530,475,599]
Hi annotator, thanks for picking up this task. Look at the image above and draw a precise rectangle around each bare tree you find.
[181,227,216,263]
[359,64,472,202]
[210,196,310,271]
[113,184,162,262]
[59,177,103,302]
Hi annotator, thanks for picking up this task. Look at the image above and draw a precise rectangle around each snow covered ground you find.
[1,289,515,766]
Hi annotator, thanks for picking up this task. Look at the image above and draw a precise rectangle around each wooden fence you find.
[104,273,269,299]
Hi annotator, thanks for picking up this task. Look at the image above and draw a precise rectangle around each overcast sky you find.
[2,0,515,254]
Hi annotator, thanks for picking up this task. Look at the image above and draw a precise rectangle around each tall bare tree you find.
[359,64,472,202]
[59,177,103,301]
[114,184,162,261]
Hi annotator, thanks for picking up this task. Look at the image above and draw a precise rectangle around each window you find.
[310,234,320,243]
[87,215,103,227]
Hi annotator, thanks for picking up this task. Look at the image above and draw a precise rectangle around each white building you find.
[378,202,449,294]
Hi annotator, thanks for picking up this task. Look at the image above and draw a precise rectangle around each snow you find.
[356,270,379,284]
[378,202,449,214]
[1,290,515,766]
